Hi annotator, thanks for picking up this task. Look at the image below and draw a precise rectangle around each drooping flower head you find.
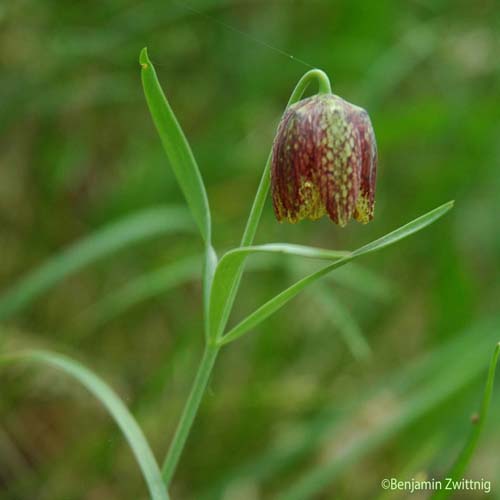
[271,94,377,226]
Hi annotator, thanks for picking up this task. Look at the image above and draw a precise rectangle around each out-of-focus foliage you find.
[0,1,499,499]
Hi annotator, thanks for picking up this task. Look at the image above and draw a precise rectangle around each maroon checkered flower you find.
[271,94,377,226]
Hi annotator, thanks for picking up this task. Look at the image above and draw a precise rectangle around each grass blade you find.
[83,255,201,328]
[0,350,168,500]
[140,47,211,243]
[209,244,350,341]
[0,206,193,321]
[311,286,371,361]
[290,260,394,301]
[324,264,394,301]
[431,342,500,500]
[220,201,453,345]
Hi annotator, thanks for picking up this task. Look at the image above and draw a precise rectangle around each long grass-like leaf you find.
[323,264,394,301]
[83,255,201,328]
[83,255,280,333]
[140,48,211,243]
[208,244,349,341]
[220,201,453,345]
[0,206,193,321]
[290,260,394,301]
[0,350,168,500]
[312,286,371,361]
[431,342,500,500]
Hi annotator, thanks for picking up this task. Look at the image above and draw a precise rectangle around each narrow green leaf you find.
[219,259,349,346]
[352,200,454,257]
[312,286,371,361]
[290,260,394,302]
[209,244,350,341]
[140,47,211,243]
[431,342,500,500]
[82,255,201,329]
[0,350,168,500]
[0,206,193,321]
[220,201,453,345]
[324,264,394,302]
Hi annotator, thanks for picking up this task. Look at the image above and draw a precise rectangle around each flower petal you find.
[353,109,377,223]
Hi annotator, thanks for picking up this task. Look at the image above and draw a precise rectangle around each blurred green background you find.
[1,0,500,498]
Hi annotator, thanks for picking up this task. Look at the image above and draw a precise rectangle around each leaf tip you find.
[437,199,455,217]
[139,47,150,69]
[440,200,455,212]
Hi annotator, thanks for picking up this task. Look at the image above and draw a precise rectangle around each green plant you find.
[141,45,454,491]
[431,342,500,500]
[0,47,458,498]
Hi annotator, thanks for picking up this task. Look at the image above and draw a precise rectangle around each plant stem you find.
[202,244,218,339]
[161,343,220,485]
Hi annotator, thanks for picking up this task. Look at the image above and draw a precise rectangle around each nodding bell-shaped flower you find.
[271,94,377,226]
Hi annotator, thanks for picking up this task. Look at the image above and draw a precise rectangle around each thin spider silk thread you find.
[171,1,315,70]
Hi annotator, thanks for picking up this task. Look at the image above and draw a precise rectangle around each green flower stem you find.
[161,343,220,485]
[212,69,332,342]
[203,244,218,339]
[161,69,332,487]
